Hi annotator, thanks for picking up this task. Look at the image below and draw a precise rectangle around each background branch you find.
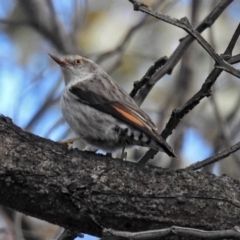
[187,141,240,170]
[103,226,240,240]
[138,18,240,165]
[130,0,234,105]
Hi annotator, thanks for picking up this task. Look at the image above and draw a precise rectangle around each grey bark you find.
[0,115,240,239]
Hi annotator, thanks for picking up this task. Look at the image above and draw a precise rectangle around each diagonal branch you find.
[129,56,168,98]
[187,141,240,171]
[224,24,240,55]
[129,1,240,78]
[138,22,240,165]
[130,0,233,105]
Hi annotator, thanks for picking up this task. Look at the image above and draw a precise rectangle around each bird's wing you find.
[69,83,176,157]
[69,84,156,133]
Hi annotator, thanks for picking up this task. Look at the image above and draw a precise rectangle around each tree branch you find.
[187,141,240,171]
[103,225,240,239]
[129,1,240,79]
[138,23,240,165]
[130,0,234,105]
[1,115,240,239]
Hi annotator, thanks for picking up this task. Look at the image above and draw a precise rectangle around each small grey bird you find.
[49,54,176,158]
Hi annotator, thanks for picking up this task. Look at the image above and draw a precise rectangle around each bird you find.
[49,54,176,158]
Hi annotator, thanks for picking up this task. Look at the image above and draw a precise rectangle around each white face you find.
[61,57,96,86]
[50,54,101,87]
[62,66,76,86]
[49,54,103,87]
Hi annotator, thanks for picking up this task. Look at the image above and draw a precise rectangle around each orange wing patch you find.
[113,105,144,127]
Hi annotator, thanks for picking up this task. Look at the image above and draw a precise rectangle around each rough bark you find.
[0,114,240,239]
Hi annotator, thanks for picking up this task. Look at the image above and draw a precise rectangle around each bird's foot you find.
[121,151,127,160]
[84,145,98,153]
[58,137,81,149]
[121,147,127,160]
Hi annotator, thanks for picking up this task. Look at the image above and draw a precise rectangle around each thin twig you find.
[130,1,240,79]
[210,94,240,162]
[138,22,240,165]
[228,54,240,64]
[225,23,240,55]
[138,68,222,165]
[130,0,233,105]
[104,225,240,239]
[187,141,240,171]
[208,22,240,165]
[129,57,168,98]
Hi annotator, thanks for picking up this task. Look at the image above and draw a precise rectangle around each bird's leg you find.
[84,145,98,153]
[58,137,81,149]
[120,146,127,160]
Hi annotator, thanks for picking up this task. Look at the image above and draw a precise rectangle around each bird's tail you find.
[152,135,177,158]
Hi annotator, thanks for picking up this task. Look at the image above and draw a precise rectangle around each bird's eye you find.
[75,58,81,64]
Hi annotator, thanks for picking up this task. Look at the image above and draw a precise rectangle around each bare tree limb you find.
[129,56,168,98]
[130,0,234,105]
[138,22,240,165]
[229,54,240,64]
[187,141,240,171]
[130,1,240,78]
[1,114,240,239]
[103,225,240,239]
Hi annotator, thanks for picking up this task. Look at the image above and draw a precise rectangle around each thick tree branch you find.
[1,115,240,239]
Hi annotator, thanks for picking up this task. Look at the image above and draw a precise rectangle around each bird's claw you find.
[121,151,127,160]
[58,140,74,149]
[58,137,81,150]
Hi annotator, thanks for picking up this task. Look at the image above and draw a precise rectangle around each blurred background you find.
[0,0,240,239]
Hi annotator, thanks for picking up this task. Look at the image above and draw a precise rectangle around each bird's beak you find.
[48,54,69,67]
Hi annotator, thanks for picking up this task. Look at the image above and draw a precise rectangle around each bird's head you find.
[49,54,97,86]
